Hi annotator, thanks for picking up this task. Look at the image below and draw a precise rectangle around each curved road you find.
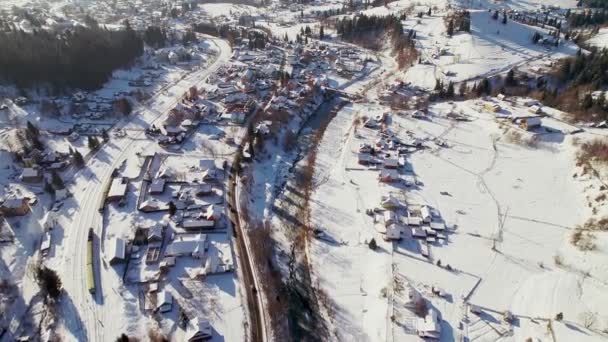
[55,36,233,341]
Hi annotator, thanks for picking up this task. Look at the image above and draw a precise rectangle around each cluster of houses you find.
[391,280,444,339]
[357,115,426,185]
[375,194,447,248]
[379,80,428,109]
[100,154,233,340]
[149,87,213,146]
[102,154,231,275]
[481,95,545,131]
[19,150,73,185]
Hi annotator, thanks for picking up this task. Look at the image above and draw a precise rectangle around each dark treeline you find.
[579,0,608,9]
[192,23,268,48]
[336,14,404,44]
[445,10,471,36]
[538,49,608,121]
[0,21,143,90]
[568,9,608,27]
[557,49,608,86]
[335,14,417,69]
[143,26,167,49]
[192,22,241,45]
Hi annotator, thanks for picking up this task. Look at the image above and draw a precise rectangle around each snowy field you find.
[403,10,578,88]
[308,98,608,341]
[587,27,608,49]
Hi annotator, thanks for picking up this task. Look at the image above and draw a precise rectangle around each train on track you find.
[87,228,96,294]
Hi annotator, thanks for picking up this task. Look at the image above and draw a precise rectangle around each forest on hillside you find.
[0,22,143,90]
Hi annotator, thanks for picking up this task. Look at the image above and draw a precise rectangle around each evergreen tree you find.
[36,266,62,300]
[44,181,55,195]
[447,19,454,37]
[368,238,377,250]
[505,69,516,86]
[26,121,39,137]
[51,170,64,189]
[102,129,109,142]
[434,79,443,91]
[319,26,325,40]
[582,93,593,109]
[0,24,144,89]
[88,136,100,150]
[459,82,467,97]
[479,78,491,95]
[427,7,432,16]
[73,149,84,167]
[446,82,455,98]
[168,201,177,216]
[502,13,507,24]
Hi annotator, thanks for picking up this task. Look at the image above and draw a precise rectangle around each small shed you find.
[411,227,426,239]
[0,198,30,217]
[140,199,161,212]
[420,205,432,223]
[380,196,400,209]
[107,178,128,202]
[182,219,215,231]
[407,216,422,227]
[358,153,372,165]
[204,205,222,221]
[379,169,399,183]
[384,158,399,169]
[384,224,402,241]
[520,117,541,131]
[484,102,501,113]
[430,220,446,231]
[148,225,163,243]
[195,184,213,197]
[528,105,542,114]
[417,308,441,339]
[186,317,213,341]
[108,238,126,264]
[150,178,166,195]
[21,168,42,183]
[156,290,173,313]
[384,210,398,226]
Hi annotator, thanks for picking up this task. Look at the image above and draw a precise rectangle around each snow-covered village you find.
[1,0,608,341]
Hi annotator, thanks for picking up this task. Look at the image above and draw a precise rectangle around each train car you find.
[87,228,96,294]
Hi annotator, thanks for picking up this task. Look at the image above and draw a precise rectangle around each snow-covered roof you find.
[418,308,441,338]
[140,199,161,211]
[525,116,542,126]
[384,210,397,225]
[186,317,213,341]
[385,224,401,240]
[182,219,215,230]
[108,178,128,199]
[21,168,40,178]
[205,205,222,221]
[165,234,207,258]
[149,225,163,241]
[157,290,173,312]
[109,238,126,263]
[1,197,27,209]
[150,178,166,194]
[381,195,400,209]
[379,169,399,181]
